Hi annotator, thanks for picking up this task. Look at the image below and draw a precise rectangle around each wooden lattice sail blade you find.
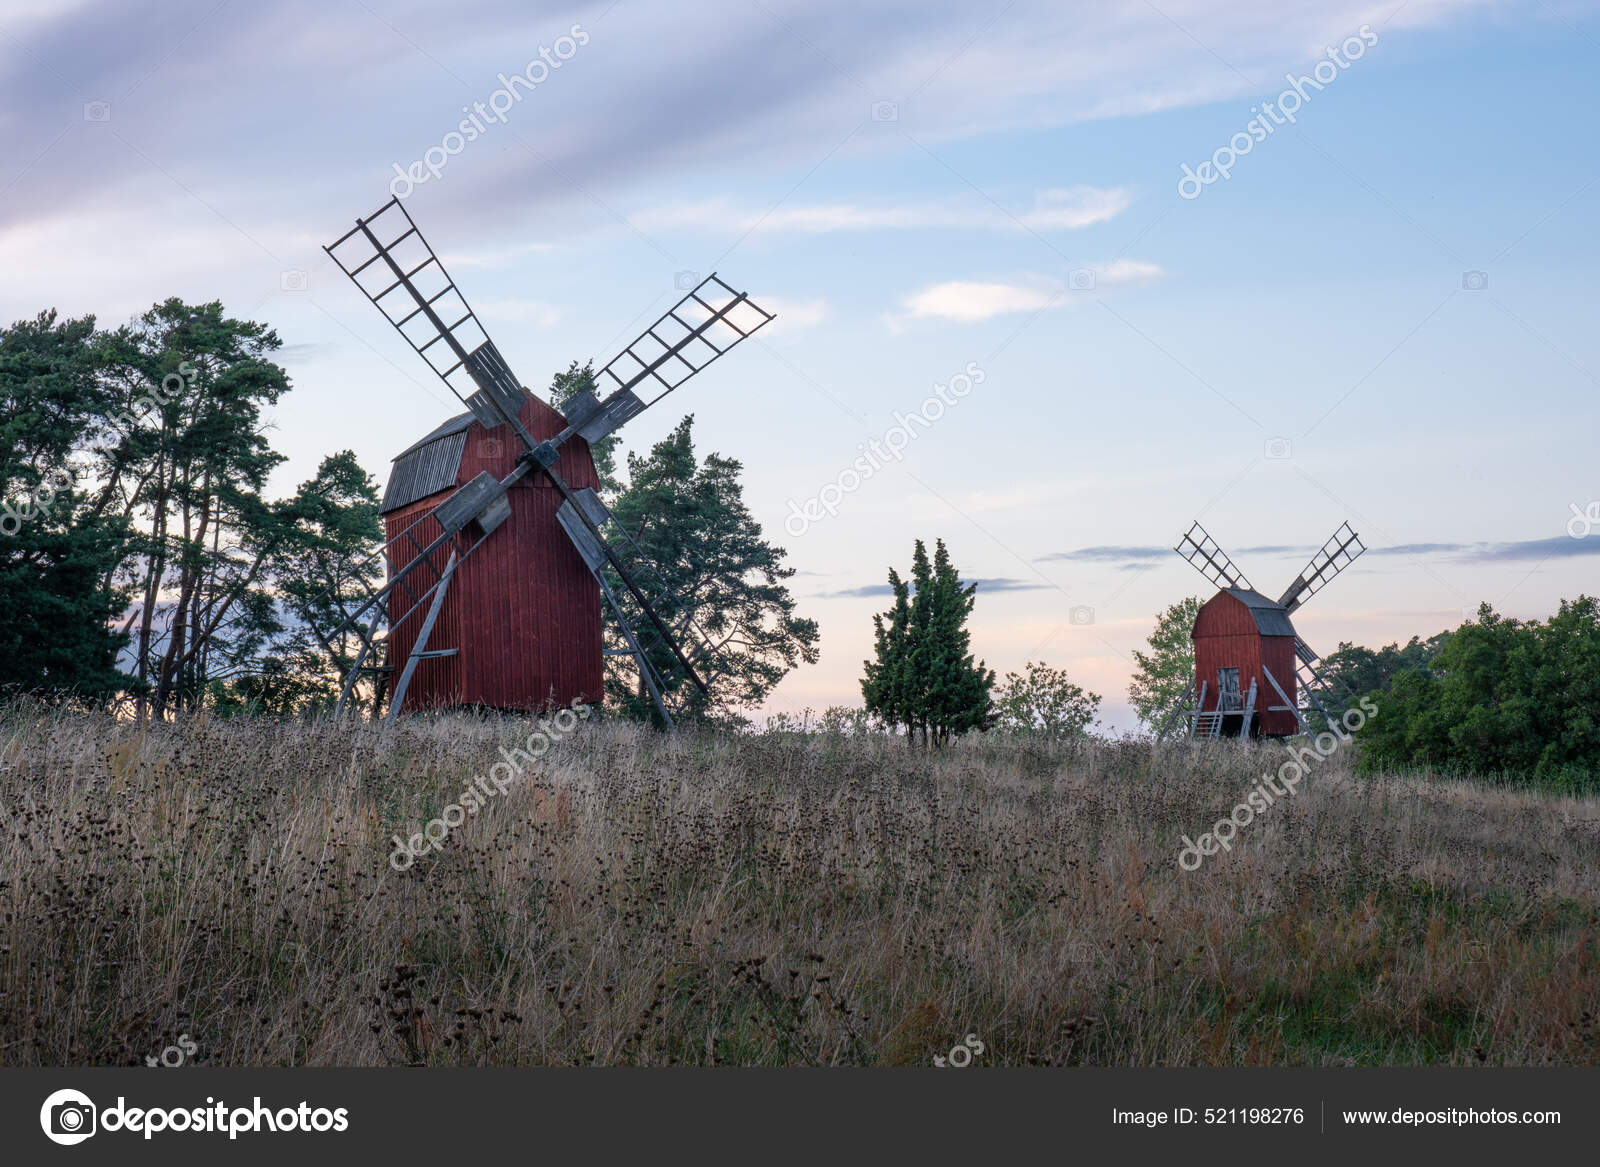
[553,487,729,725]
[1174,521,1253,591]
[571,274,774,444]
[1291,635,1352,729]
[386,550,460,723]
[1277,521,1365,612]
[324,199,529,435]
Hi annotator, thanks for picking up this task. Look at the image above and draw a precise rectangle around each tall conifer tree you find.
[862,538,993,743]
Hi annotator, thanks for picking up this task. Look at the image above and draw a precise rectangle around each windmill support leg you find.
[335,639,372,716]
[387,551,458,725]
[1153,685,1197,740]
[1261,665,1308,734]
[1304,685,1339,732]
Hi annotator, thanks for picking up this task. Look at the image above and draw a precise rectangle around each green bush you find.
[1357,597,1600,792]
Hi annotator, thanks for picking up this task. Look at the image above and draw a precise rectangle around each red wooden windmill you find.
[1171,521,1365,738]
[315,198,774,727]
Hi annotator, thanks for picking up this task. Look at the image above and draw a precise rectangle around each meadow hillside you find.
[2,705,1597,1066]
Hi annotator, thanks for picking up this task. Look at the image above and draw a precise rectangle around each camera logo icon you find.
[83,101,111,122]
[871,100,898,122]
[1264,436,1292,460]
[1461,270,1488,291]
[674,270,700,291]
[40,1089,97,1145]
[1069,604,1095,626]
[1068,268,1096,292]
[280,270,308,293]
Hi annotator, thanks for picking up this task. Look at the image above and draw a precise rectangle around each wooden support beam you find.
[386,550,458,725]
[335,638,372,717]
[1261,665,1308,734]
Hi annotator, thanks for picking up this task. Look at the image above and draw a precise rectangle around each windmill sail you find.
[1292,635,1360,729]
[555,487,730,722]
[324,198,532,442]
[1174,522,1253,592]
[563,274,774,444]
[1278,522,1364,613]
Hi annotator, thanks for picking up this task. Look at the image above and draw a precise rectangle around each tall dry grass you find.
[1,703,1597,1066]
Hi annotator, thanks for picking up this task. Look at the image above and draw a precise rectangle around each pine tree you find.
[0,310,131,701]
[4,301,384,715]
[97,299,294,719]
[606,416,818,720]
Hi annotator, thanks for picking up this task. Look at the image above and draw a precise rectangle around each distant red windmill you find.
[1170,522,1365,738]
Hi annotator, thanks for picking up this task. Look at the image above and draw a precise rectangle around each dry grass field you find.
[2,702,1598,1066]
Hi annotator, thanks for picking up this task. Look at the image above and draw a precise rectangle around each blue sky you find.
[2,0,1596,727]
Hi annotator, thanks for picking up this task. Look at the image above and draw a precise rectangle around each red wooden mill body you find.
[379,393,603,714]
[1191,588,1301,737]
[1172,521,1366,738]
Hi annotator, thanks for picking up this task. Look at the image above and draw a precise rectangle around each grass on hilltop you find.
[1,703,1597,1066]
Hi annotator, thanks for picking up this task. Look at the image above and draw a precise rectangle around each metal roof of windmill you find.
[381,414,473,514]
[1221,587,1297,637]
[394,411,475,459]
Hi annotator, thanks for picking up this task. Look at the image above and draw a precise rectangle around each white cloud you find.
[897,260,1163,323]
[903,280,1062,323]
[629,186,1132,237]
[1018,186,1133,230]
[476,297,564,327]
[762,296,829,329]
[0,0,1498,256]
[1092,259,1164,285]
[0,0,1500,344]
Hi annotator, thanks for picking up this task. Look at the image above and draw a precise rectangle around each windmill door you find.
[1217,667,1241,711]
